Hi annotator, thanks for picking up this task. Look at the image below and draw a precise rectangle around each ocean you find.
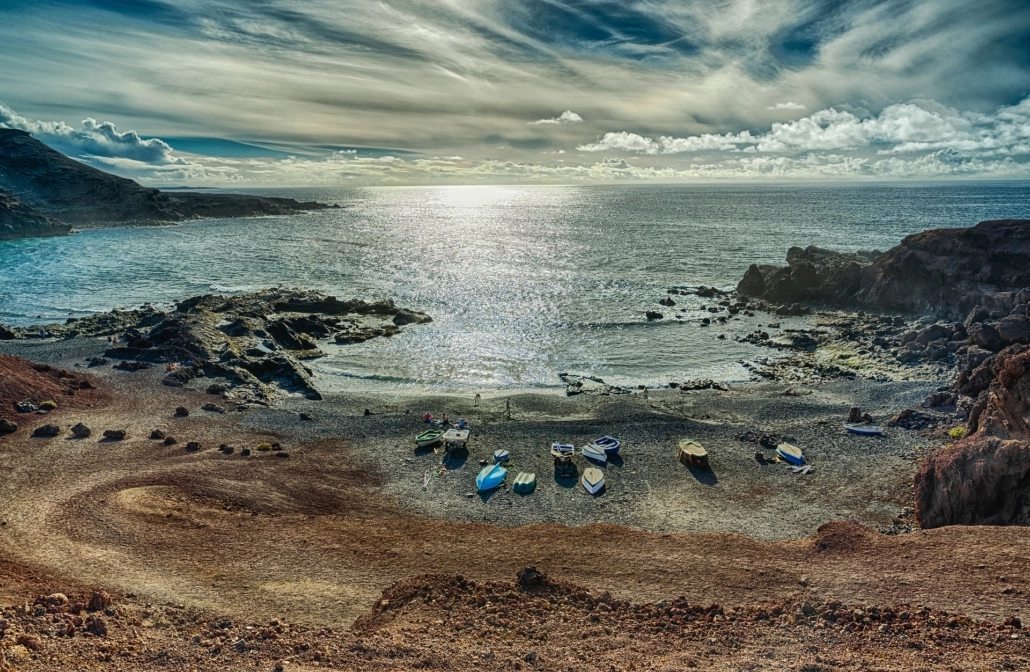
[2,182,1029,391]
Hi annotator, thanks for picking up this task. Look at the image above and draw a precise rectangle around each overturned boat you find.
[513,472,537,493]
[678,438,709,468]
[845,423,884,436]
[493,448,510,463]
[581,444,608,464]
[775,442,805,465]
[476,463,507,491]
[582,467,605,495]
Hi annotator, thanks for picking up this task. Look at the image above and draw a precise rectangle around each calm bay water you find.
[2,182,1029,391]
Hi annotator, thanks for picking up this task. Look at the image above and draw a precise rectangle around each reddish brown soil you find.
[0,355,108,436]
[1,358,1029,669]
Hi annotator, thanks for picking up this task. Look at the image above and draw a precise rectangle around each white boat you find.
[845,423,884,436]
[582,467,605,495]
[493,449,510,463]
[581,444,607,464]
[550,442,575,460]
[442,428,469,447]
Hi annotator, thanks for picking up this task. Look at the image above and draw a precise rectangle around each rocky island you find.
[0,128,337,239]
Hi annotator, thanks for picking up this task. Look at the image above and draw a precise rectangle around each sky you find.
[1,0,1029,186]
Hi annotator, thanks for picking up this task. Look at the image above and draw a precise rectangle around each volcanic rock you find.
[71,422,91,437]
[0,418,16,434]
[202,402,225,414]
[163,436,177,445]
[0,324,18,340]
[87,590,112,612]
[174,406,190,417]
[185,441,201,452]
[102,429,126,440]
[150,429,165,439]
[31,423,60,437]
[0,128,335,239]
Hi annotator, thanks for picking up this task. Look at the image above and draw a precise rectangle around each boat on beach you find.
[442,428,469,449]
[590,436,621,455]
[513,472,537,493]
[582,467,605,495]
[678,438,709,468]
[415,428,445,448]
[493,448,510,463]
[476,463,507,491]
[775,442,805,465]
[581,444,607,464]
[550,442,575,460]
[845,423,884,436]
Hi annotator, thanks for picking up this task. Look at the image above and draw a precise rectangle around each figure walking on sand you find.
[474,393,481,407]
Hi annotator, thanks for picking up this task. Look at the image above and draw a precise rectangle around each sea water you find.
[2,182,1029,391]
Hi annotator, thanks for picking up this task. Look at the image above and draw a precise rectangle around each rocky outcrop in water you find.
[0,129,337,238]
[15,289,431,404]
[0,187,69,240]
[738,219,1030,317]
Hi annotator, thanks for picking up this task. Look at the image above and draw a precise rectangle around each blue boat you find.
[493,449,510,463]
[591,436,621,455]
[845,423,884,436]
[476,463,507,491]
[775,443,805,465]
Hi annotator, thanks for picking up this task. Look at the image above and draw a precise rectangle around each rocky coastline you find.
[0,128,338,240]
[0,288,431,405]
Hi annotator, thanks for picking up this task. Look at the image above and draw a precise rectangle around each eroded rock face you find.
[0,187,69,240]
[738,219,1030,317]
[916,345,1030,528]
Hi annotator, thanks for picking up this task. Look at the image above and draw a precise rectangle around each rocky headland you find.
[1,288,431,404]
[0,128,337,239]
[0,187,69,240]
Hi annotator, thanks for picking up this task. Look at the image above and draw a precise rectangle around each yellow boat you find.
[678,438,708,468]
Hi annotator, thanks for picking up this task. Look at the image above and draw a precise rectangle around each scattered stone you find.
[150,429,166,439]
[174,406,189,417]
[202,402,225,414]
[85,614,108,636]
[219,444,235,454]
[114,360,151,371]
[31,423,60,437]
[206,382,228,395]
[102,429,126,440]
[241,448,251,456]
[658,296,676,306]
[299,412,315,421]
[185,441,201,452]
[14,401,38,413]
[0,419,17,434]
[645,311,664,321]
[71,422,91,437]
[163,436,177,445]
[87,590,112,611]
[847,407,874,424]
[276,451,290,458]
[87,356,109,367]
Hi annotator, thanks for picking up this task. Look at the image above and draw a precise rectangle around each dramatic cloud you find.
[768,102,806,111]
[0,102,182,164]
[532,111,584,125]
[579,97,1030,160]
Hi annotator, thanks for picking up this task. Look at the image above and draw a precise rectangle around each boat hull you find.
[582,467,605,494]
[513,472,536,493]
[477,464,507,491]
[581,446,607,464]
[591,436,621,455]
[845,424,884,436]
[775,443,805,465]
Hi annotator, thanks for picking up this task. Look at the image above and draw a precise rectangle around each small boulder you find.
[658,296,676,306]
[0,418,17,434]
[915,324,951,346]
[967,322,1005,351]
[14,401,38,413]
[87,356,109,367]
[0,324,18,340]
[71,423,92,438]
[299,412,315,421]
[150,429,166,440]
[85,614,108,636]
[185,441,201,452]
[241,448,251,456]
[202,402,225,414]
[964,305,990,328]
[102,429,126,441]
[206,383,228,395]
[645,311,664,321]
[996,314,1030,345]
[174,406,190,417]
[31,423,60,438]
[163,436,177,445]
[87,590,111,612]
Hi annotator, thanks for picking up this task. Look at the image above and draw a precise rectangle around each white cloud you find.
[578,132,660,154]
[580,97,1030,160]
[768,102,807,111]
[0,102,184,165]
[532,110,583,125]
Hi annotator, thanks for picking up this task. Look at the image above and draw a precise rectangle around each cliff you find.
[0,187,69,240]
[737,219,1030,317]
[0,128,336,238]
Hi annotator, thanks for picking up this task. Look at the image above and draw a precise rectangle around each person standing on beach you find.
[505,398,511,420]
[474,393,481,407]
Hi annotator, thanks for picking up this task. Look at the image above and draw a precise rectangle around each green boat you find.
[513,472,537,493]
[415,428,445,448]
